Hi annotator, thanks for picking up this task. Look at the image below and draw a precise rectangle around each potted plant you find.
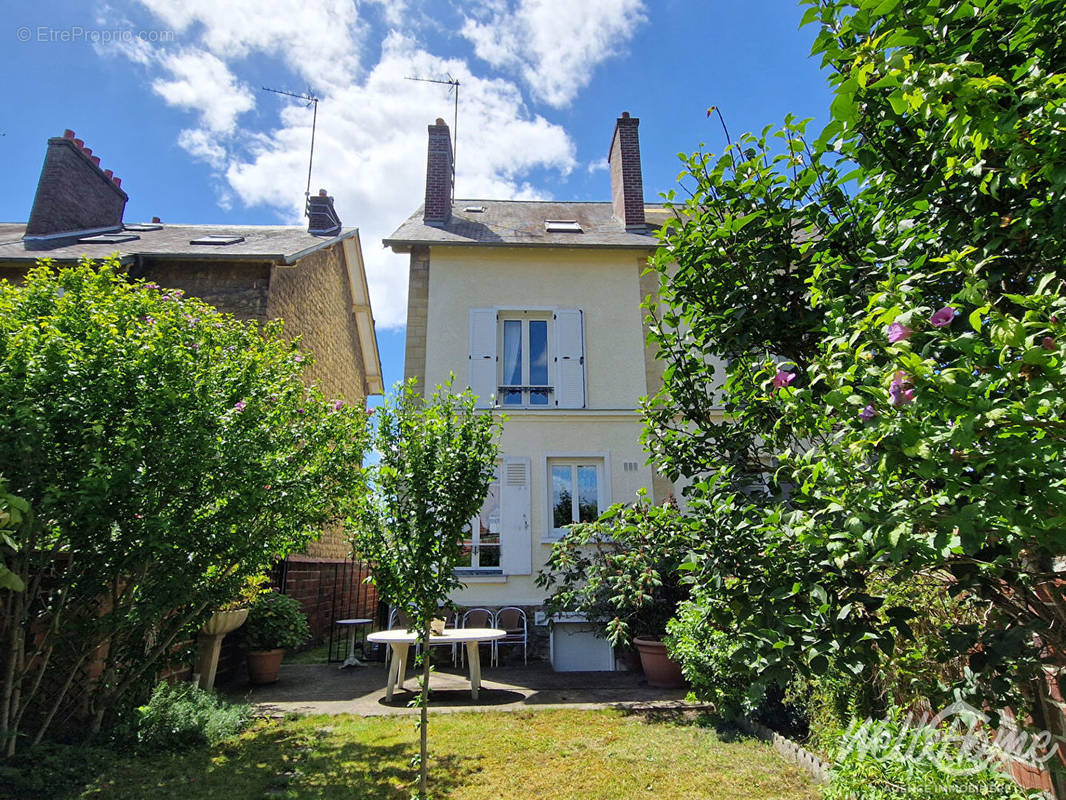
[242,589,310,684]
[536,490,690,688]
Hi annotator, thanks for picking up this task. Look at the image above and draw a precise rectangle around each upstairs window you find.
[468,308,585,410]
[500,314,551,406]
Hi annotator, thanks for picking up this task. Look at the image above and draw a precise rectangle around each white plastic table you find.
[367,628,505,701]
[334,618,373,668]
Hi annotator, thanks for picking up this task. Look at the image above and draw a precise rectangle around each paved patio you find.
[222,659,694,717]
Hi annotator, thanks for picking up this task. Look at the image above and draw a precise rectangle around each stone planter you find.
[246,648,285,684]
[196,608,249,689]
[200,608,249,636]
[633,637,686,689]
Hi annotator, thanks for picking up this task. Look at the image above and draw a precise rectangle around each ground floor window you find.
[457,466,501,570]
[549,459,603,537]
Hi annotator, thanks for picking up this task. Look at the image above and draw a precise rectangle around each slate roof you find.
[0,223,358,265]
[384,200,670,251]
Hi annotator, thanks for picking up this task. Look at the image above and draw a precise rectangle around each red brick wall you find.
[273,556,379,646]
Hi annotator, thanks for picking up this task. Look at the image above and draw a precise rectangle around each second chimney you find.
[608,112,645,230]
[423,118,453,226]
[307,189,342,236]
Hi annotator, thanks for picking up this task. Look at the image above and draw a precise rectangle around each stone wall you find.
[266,242,367,405]
[403,246,430,395]
[143,259,271,321]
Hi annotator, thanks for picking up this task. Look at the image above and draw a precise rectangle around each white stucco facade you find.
[413,244,661,607]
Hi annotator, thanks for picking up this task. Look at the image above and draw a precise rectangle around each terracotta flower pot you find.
[246,648,285,684]
[633,637,686,689]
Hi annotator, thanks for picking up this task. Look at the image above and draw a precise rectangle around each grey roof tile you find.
[0,223,357,265]
[384,200,666,250]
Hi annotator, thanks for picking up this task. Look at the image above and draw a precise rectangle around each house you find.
[385,113,673,667]
[0,129,384,646]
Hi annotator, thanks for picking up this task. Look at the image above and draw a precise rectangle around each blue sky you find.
[2,1,833,402]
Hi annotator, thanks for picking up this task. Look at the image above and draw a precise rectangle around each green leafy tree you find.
[0,479,29,593]
[646,0,1066,740]
[349,379,499,799]
[0,259,367,752]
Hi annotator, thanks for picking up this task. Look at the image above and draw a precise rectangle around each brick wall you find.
[274,556,379,645]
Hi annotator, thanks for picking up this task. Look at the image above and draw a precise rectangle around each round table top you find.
[367,627,505,644]
[335,618,373,626]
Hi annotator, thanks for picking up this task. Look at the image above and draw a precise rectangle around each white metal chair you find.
[384,606,414,671]
[442,609,460,667]
[493,606,528,666]
[460,607,493,667]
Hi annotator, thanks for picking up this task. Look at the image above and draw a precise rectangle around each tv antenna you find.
[406,75,460,198]
[261,86,320,214]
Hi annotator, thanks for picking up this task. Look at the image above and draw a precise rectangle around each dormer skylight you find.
[78,233,140,244]
[190,234,245,246]
[545,220,582,233]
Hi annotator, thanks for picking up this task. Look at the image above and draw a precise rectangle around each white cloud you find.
[98,1,649,330]
[225,32,575,327]
[460,0,647,107]
[176,128,227,169]
[152,49,255,135]
[133,0,364,90]
[587,156,609,174]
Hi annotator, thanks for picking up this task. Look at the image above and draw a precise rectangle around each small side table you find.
[335,618,373,668]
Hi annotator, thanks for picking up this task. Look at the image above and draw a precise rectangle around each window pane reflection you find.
[577,465,598,523]
[552,465,572,529]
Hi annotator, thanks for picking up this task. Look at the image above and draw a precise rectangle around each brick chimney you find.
[608,112,645,230]
[307,188,342,236]
[423,118,453,226]
[26,130,128,238]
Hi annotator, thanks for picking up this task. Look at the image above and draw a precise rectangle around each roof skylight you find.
[124,223,163,232]
[78,233,140,244]
[189,234,245,246]
[544,220,582,233]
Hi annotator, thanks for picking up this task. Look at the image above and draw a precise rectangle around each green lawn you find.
[78,708,819,800]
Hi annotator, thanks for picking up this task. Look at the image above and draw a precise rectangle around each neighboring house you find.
[385,113,673,666]
[0,129,384,643]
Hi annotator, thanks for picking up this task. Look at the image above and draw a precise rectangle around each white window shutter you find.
[554,309,585,408]
[500,457,532,575]
[469,309,497,409]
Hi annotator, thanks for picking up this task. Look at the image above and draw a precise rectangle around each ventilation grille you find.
[505,461,527,486]
[623,461,639,473]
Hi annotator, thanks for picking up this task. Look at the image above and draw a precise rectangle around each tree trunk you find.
[419,618,430,799]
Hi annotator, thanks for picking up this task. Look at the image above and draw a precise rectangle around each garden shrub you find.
[0,740,118,799]
[0,259,368,752]
[133,681,252,752]
[823,714,1042,800]
[664,600,753,718]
